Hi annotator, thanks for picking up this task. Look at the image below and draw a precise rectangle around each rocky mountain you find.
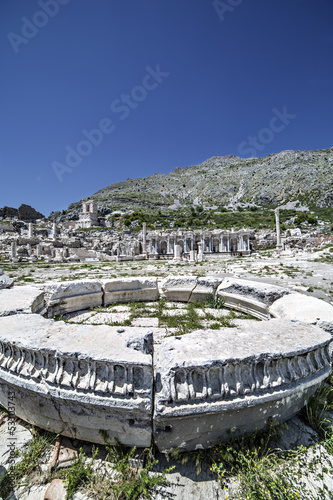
[61,148,333,218]
[0,204,45,221]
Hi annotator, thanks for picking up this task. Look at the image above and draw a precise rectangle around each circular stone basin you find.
[0,275,332,452]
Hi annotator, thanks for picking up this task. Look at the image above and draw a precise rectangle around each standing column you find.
[209,237,212,252]
[275,208,282,250]
[36,244,40,259]
[239,236,243,251]
[142,222,147,253]
[191,237,194,251]
[174,244,181,261]
[227,237,230,252]
[28,223,33,238]
[167,236,171,253]
[11,241,17,259]
[52,223,56,240]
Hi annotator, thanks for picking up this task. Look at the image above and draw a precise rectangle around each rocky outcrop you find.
[0,204,44,221]
[18,204,44,221]
[60,148,333,216]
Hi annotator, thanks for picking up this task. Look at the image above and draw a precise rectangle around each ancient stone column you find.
[142,222,147,253]
[197,242,204,261]
[27,244,32,256]
[173,244,181,261]
[275,208,282,250]
[36,244,40,258]
[52,223,56,240]
[11,241,17,259]
[28,223,33,238]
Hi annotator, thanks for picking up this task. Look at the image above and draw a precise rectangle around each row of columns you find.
[26,223,57,239]
[148,234,250,254]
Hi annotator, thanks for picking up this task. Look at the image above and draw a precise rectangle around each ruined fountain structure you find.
[0,270,332,452]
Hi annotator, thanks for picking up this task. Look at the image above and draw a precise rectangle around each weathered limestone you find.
[142,222,147,254]
[0,267,14,290]
[0,314,153,446]
[218,278,290,306]
[189,277,223,303]
[173,244,181,261]
[44,280,103,317]
[0,276,333,453]
[216,278,290,320]
[161,276,198,302]
[11,241,17,259]
[154,319,332,452]
[197,242,204,261]
[275,208,282,250]
[103,277,159,305]
[189,250,197,263]
[270,293,333,335]
[0,286,44,316]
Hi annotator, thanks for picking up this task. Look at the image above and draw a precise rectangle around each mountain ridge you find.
[61,148,333,217]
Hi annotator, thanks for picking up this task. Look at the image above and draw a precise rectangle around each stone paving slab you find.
[84,311,131,324]
[0,286,44,317]
[132,317,159,327]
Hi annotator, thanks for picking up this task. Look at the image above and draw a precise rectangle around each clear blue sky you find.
[1,0,332,216]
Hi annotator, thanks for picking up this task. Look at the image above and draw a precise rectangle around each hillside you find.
[57,148,333,219]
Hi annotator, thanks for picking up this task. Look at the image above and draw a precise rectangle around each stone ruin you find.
[0,276,332,452]
[0,201,329,263]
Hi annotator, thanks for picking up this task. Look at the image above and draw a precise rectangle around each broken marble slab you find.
[43,280,103,318]
[270,293,333,335]
[153,319,332,452]
[0,273,14,290]
[0,314,153,447]
[189,277,223,303]
[217,278,290,305]
[103,277,159,305]
[0,286,44,317]
[160,276,198,302]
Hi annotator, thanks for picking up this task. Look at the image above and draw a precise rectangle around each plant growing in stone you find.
[0,429,57,499]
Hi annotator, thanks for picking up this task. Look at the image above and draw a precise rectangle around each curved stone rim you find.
[0,275,332,451]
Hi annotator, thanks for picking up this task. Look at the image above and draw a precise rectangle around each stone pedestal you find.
[189,250,197,263]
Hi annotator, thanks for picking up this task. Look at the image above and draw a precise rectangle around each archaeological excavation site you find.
[1,149,333,499]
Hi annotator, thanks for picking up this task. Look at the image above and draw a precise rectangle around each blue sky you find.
[1,0,332,216]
